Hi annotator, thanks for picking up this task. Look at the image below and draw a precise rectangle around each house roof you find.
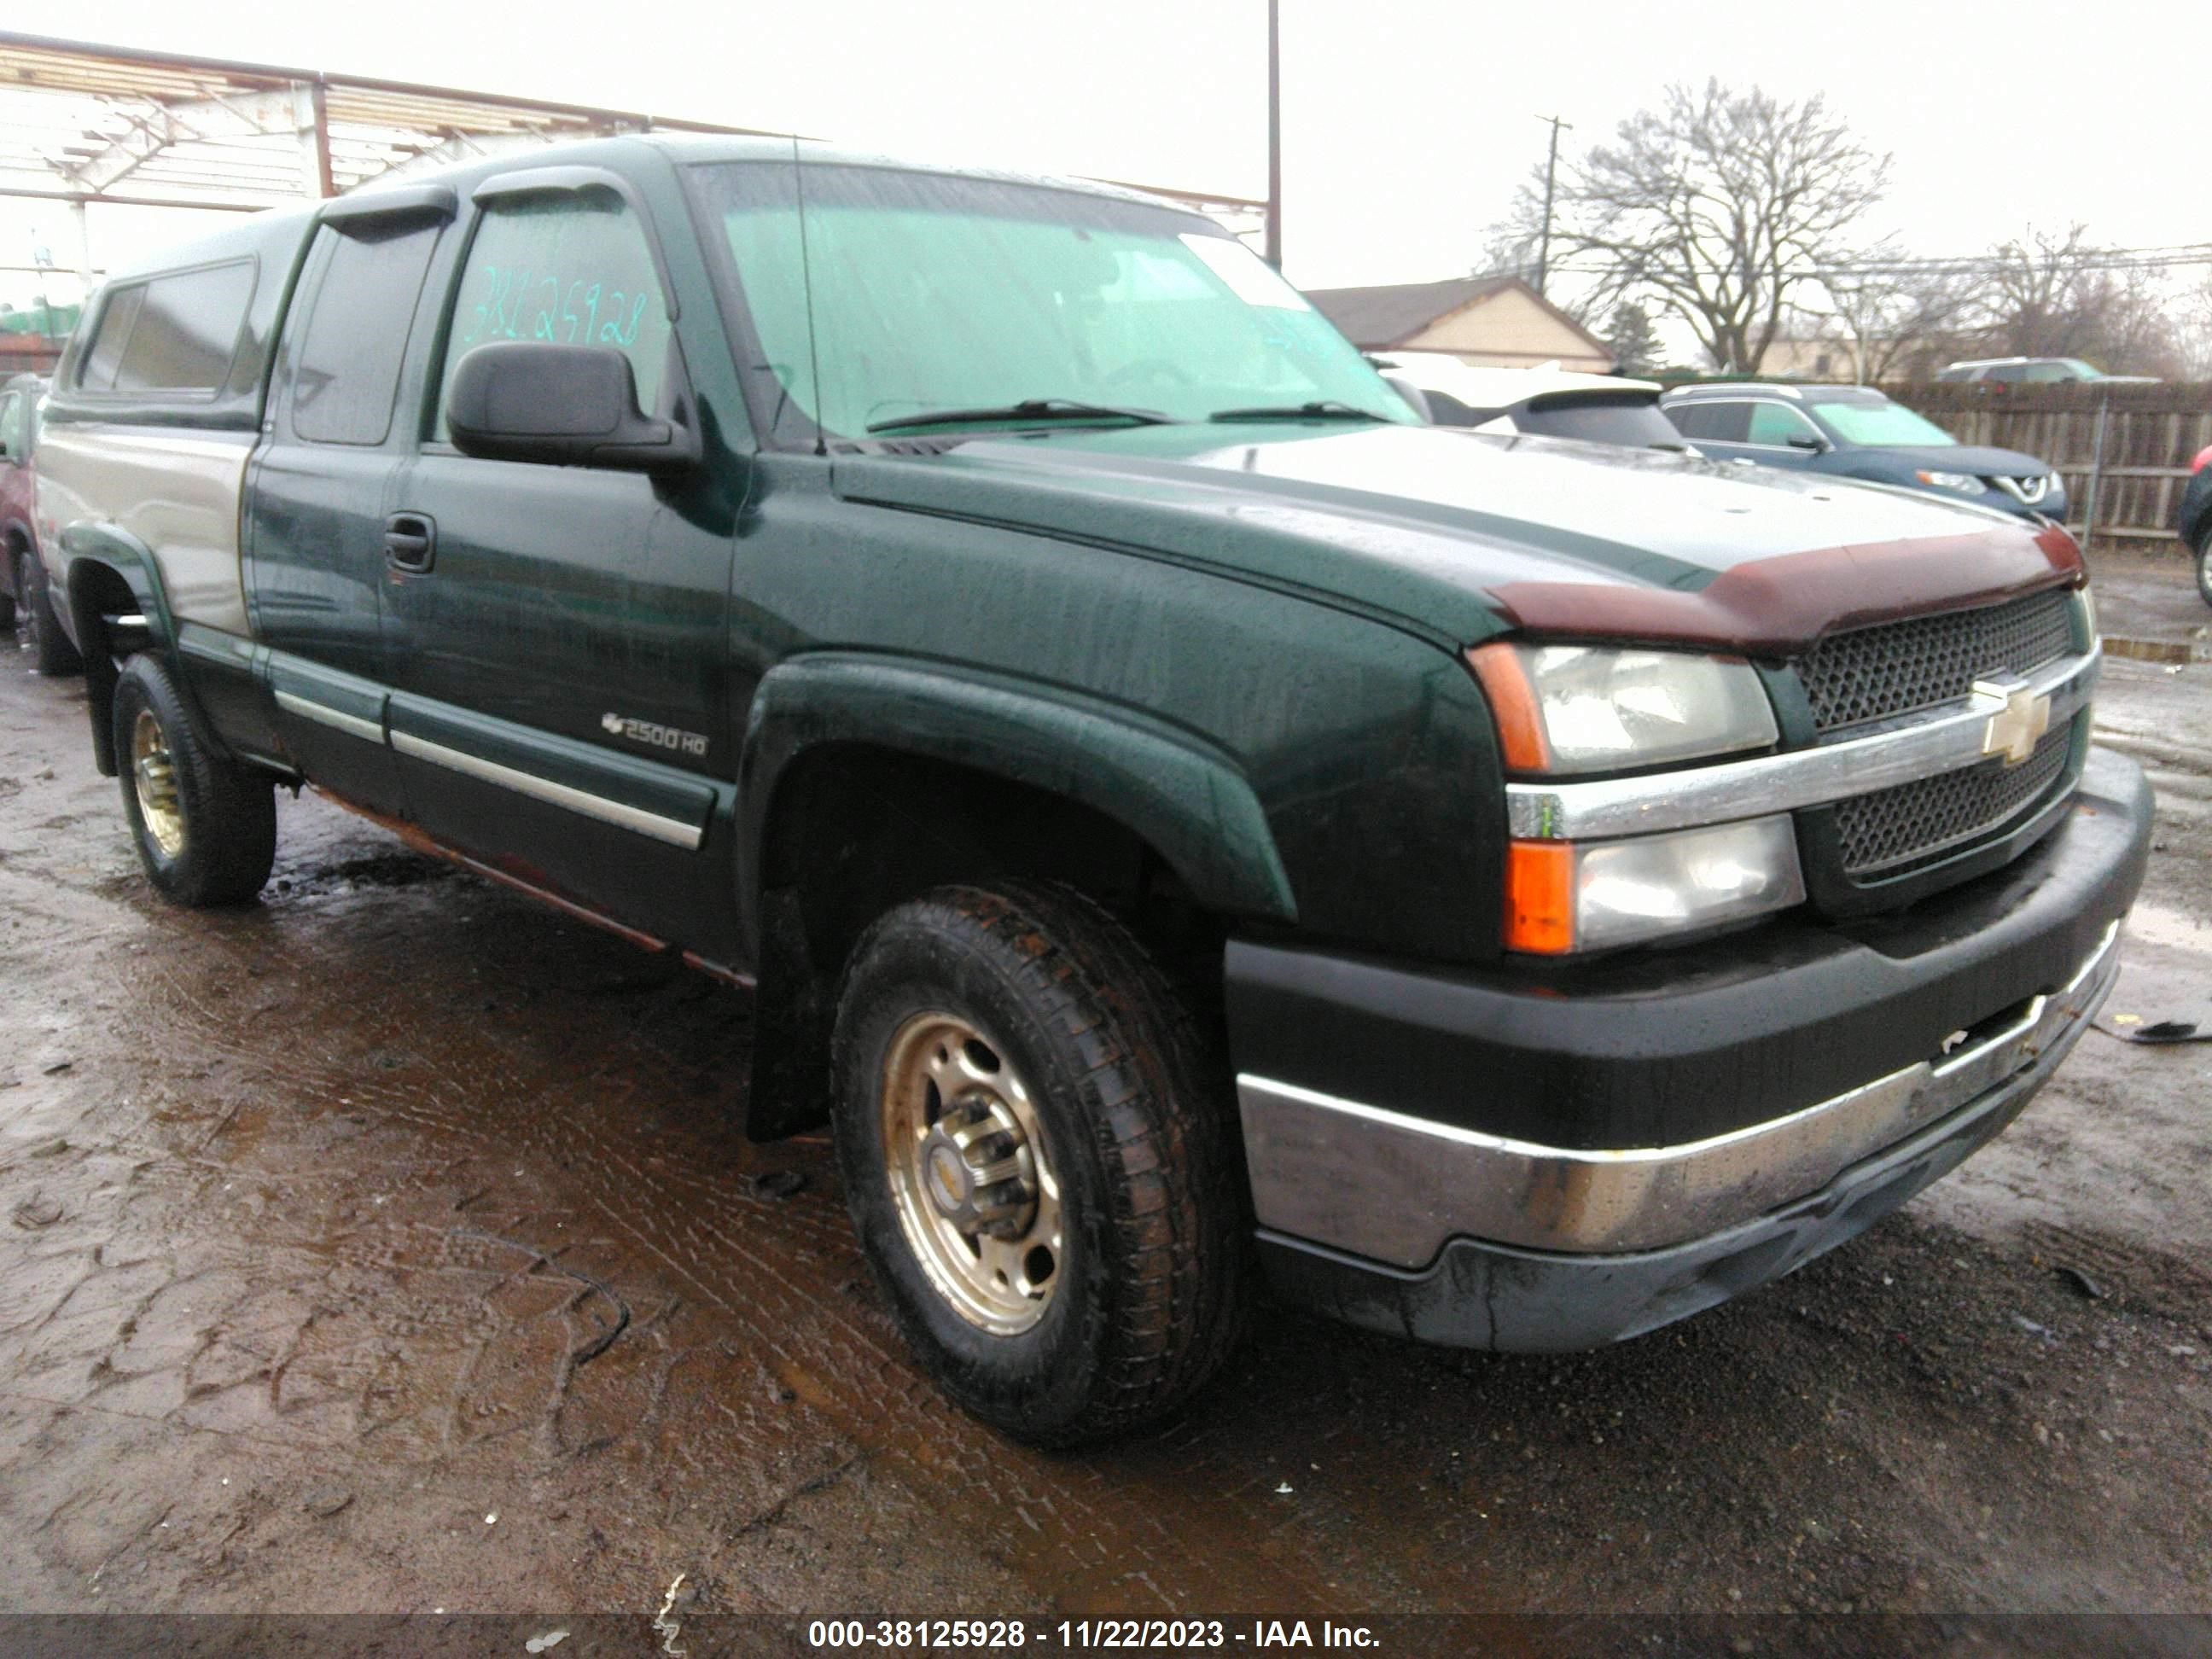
[1303,274,1606,356]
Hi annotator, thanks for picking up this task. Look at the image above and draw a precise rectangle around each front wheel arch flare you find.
[736,653,1298,958]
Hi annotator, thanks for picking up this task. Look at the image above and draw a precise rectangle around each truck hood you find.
[832,422,2081,655]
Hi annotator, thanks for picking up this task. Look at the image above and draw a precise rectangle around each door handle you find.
[384,512,436,573]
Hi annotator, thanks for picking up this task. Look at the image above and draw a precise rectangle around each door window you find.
[434,194,671,439]
[1745,402,1824,447]
[1668,400,1750,443]
[288,219,441,445]
[0,392,21,463]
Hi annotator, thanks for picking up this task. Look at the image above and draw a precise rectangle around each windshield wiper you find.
[1207,400,1392,423]
[866,399,1176,434]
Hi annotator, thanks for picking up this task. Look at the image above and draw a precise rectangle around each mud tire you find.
[830,881,1247,1447]
[23,551,81,676]
[113,653,276,907]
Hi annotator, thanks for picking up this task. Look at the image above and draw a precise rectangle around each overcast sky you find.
[9,0,2205,318]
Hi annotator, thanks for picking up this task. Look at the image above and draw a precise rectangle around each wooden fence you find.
[1883,380,2212,545]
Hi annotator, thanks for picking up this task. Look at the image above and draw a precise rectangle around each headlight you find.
[1465,643,1778,775]
[1505,815,1806,954]
[1915,469,1988,495]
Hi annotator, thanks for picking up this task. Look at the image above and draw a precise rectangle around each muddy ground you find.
[0,562,2207,1626]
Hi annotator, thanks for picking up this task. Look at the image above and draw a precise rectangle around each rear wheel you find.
[830,881,1246,1447]
[113,653,276,907]
[23,551,81,676]
[2195,527,2211,609]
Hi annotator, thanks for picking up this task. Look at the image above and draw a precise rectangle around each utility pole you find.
[1534,113,1571,294]
[1264,0,1283,269]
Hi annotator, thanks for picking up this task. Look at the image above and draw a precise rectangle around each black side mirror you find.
[447,341,700,474]
[1785,434,1828,453]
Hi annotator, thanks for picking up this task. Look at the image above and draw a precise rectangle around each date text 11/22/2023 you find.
[804,1620,1380,1649]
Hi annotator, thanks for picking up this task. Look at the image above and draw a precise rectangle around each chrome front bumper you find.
[1237,920,2120,1271]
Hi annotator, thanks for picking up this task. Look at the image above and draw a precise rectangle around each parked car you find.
[1936,357,2158,386]
[1661,382,2068,523]
[35,137,2148,1446]
[0,372,79,673]
[1370,352,1692,451]
[2181,441,2212,608]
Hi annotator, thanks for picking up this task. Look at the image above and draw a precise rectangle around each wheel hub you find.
[917,1097,1039,1237]
[880,1013,1064,1335]
[131,709,184,859]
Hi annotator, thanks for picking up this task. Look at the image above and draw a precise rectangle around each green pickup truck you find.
[33,135,2151,1446]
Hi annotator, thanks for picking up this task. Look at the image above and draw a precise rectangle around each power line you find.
[1545,243,2212,280]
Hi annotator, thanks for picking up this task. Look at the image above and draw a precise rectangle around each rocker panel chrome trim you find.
[387,730,705,850]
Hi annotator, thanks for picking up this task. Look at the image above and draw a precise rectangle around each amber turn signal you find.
[1503,840,1575,955]
[1464,643,1553,772]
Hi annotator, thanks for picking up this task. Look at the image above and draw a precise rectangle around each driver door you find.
[380,172,738,950]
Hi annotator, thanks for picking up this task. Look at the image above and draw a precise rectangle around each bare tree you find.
[1816,242,1981,381]
[2178,269,2212,381]
[1982,226,2188,375]
[1533,81,1889,373]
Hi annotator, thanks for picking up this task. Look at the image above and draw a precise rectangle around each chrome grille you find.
[1833,721,2073,876]
[1796,590,2075,732]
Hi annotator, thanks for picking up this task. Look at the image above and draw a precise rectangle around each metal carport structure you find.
[0,30,1266,296]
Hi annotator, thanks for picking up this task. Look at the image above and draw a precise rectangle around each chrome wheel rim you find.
[131,708,185,859]
[880,1011,1062,1335]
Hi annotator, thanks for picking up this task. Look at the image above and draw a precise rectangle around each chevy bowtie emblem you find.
[1974,678,2052,765]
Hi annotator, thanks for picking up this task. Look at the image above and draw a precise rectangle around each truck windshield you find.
[689,160,1412,445]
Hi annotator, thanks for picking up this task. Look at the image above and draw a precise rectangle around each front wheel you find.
[113,653,276,907]
[2196,527,2212,610]
[830,882,1246,1446]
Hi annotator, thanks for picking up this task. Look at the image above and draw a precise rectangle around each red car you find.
[0,372,79,673]
[2183,440,2212,608]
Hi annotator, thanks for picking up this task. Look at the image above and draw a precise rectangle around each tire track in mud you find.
[11,787,1365,1615]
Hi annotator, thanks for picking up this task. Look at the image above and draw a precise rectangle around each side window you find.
[1671,400,1750,443]
[2023,362,2069,383]
[0,393,21,463]
[79,284,146,390]
[112,262,257,394]
[1746,402,1822,446]
[1986,363,2026,383]
[288,219,441,445]
[434,195,671,439]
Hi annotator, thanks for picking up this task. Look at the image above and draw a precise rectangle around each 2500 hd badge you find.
[602,710,709,755]
[32,132,2149,1446]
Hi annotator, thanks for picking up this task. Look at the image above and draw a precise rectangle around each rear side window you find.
[1667,400,1750,443]
[434,195,672,439]
[108,263,257,394]
[0,391,23,462]
[289,219,441,445]
[78,285,146,390]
